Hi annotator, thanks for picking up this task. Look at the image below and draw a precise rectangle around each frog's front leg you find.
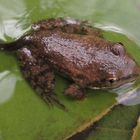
[64,84,86,100]
[17,47,65,110]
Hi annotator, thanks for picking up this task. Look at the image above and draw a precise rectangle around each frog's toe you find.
[42,92,67,111]
[64,84,86,100]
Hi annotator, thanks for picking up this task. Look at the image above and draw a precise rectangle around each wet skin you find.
[0,18,140,108]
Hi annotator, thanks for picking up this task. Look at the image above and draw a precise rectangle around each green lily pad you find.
[0,0,140,140]
[131,116,140,140]
[0,53,116,140]
[87,105,140,140]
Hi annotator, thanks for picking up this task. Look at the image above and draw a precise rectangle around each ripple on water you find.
[0,71,18,104]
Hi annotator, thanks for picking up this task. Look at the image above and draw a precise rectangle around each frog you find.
[0,17,140,109]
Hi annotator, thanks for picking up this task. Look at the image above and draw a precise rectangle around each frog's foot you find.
[31,18,103,38]
[64,84,85,100]
[17,47,66,110]
[0,38,25,51]
[41,92,66,110]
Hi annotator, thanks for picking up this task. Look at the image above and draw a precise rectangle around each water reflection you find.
[1,19,29,41]
[0,0,28,40]
[112,77,140,106]
[0,71,17,104]
[117,87,140,105]
[94,23,134,39]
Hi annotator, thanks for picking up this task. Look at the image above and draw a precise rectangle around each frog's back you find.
[39,30,112,66]
[28,29,139,88]
[28,30,114,86]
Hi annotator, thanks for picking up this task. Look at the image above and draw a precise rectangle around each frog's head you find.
[94,43,140,89]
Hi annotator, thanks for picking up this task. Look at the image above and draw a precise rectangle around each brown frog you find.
[0,18,140,108]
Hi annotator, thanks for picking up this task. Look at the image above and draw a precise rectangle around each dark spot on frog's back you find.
[0,17,140,109]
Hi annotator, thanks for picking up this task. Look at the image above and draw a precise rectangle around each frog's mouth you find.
[89,74,139,89]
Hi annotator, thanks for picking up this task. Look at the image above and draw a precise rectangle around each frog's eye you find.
[109,79,115,84]
[108,78,117,84]
[111,42,125,56]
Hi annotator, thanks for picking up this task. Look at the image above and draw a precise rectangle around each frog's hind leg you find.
[64,84,86,100]
[31,17,85,31]
[81,25,103,38]
[31,18,68,31]
[31,17,103,38]
[0,35,32,52]
[63,18,104,37]
[0,39,23,51]
[17,47,66,110]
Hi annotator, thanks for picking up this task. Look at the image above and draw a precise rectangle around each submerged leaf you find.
[87,105,140,140]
